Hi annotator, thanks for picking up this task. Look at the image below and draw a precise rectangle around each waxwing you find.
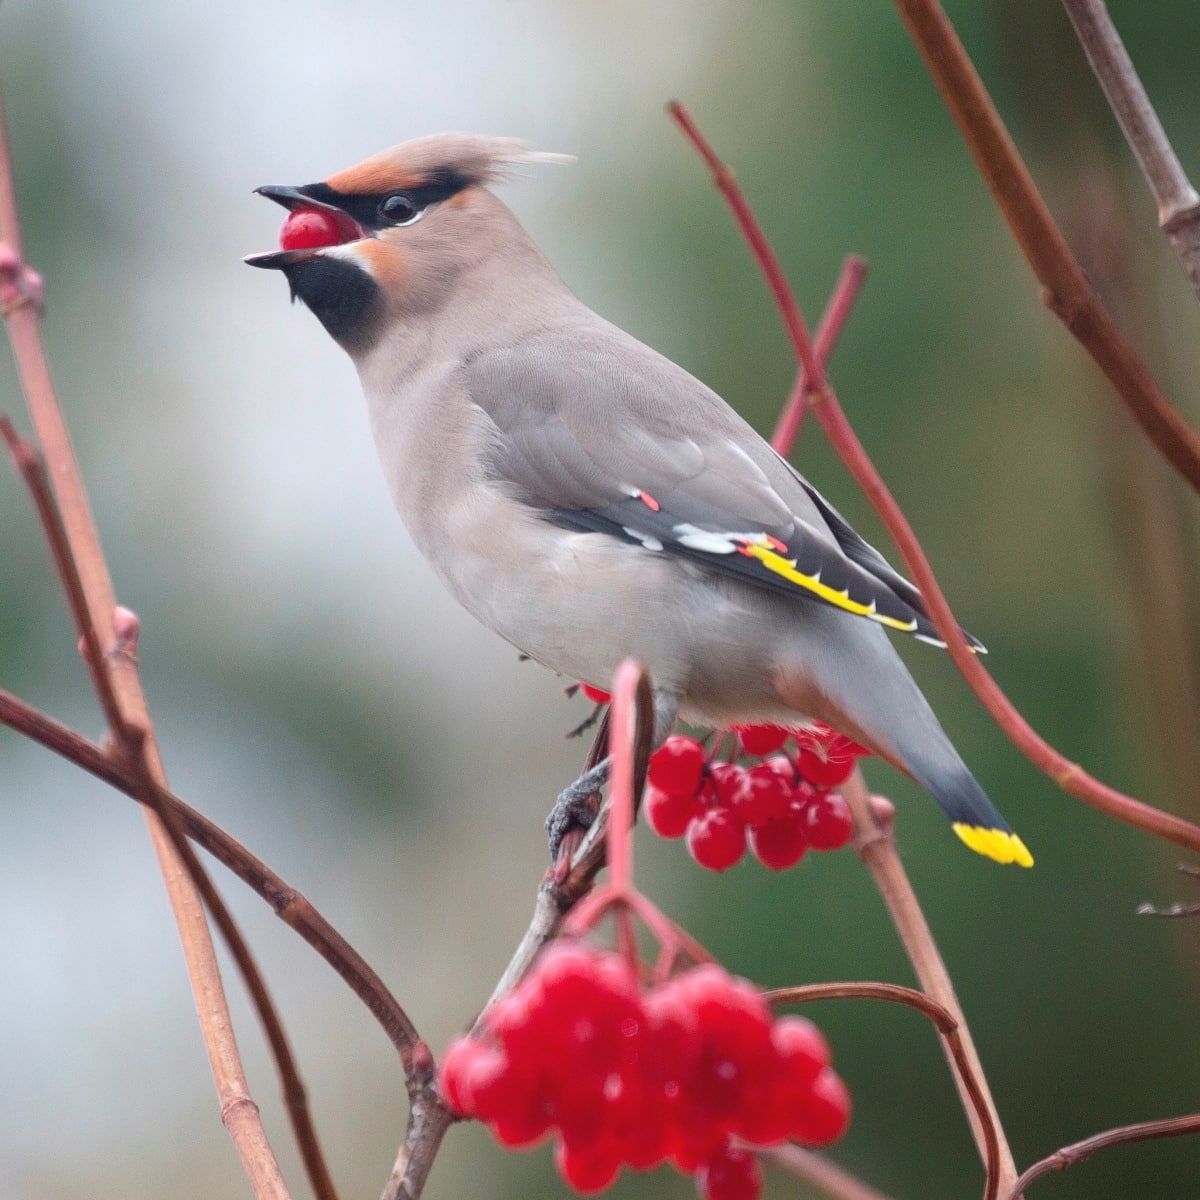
[246,133,1032,867]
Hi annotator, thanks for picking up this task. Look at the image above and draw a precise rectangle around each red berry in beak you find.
[279,207,345,251]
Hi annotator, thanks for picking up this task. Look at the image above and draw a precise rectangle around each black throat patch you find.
[281,254,384,354]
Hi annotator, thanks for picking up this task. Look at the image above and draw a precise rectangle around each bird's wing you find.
[462,330,979,649]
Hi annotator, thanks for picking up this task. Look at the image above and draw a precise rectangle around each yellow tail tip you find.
[953,823,1034,867]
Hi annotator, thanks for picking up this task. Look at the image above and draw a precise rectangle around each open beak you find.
[245,183,369,269]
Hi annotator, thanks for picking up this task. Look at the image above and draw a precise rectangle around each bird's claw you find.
[546,756,612,863]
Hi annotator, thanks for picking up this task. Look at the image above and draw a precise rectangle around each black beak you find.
[243,247,322,271]
[254,184,332,212]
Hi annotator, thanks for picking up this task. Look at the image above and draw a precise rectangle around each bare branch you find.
[886,0,1200,493]
[1060,0,1200,299]
[1007,1111,1200,1198]
[0,686,421,1066]
[839,773,1015,1194]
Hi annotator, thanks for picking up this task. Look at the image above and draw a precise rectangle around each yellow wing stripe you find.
[953,823,1035,867]
[740,542,918,633]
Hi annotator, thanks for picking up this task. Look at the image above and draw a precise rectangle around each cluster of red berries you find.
[441,941,850,1199]
[645,724,866,872]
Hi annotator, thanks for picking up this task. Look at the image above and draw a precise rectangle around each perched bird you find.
[246,133,1032,867]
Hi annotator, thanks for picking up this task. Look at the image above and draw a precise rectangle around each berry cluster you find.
[645,724,867,872]
[441,941,850,1199]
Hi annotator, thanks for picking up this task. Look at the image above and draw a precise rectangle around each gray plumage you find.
[247,133,1031,865]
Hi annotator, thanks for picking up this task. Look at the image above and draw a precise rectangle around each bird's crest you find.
[325,134,571,197]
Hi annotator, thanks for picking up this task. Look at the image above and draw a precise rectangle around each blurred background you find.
[2,1,1199,1196]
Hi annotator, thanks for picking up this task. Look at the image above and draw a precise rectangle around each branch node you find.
[0,242,43,316]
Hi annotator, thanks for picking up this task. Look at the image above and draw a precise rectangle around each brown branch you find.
[1059,0,1200,300]
[1007,1112,1200,1198]
[0,686,421,1065]
[888,0,1200,493]
[668,98,1200,857]
[769,981,999,1200]
[840,773,1015,1195]
[0,72,296,1195]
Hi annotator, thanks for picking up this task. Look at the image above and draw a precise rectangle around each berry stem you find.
[605,658,644,893]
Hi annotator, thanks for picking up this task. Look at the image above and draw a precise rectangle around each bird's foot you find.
[546,756,611,865]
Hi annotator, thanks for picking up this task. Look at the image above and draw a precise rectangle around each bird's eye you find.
[378,193,421,226]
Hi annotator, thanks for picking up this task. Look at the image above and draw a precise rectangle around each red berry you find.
[707,761,748,809]
[686,809,747,871]
[734,763,794,827]
[438,1036,489,1116]
[790,1067,852,1146]
[805,791,855,851]
[796,746,856,789]
[748,816,809,870]
[580,682,611,704]
[279,207,344,251]
[554,1133,622,1195]
[772,1016,831,1086]
[733,723,790,757]
[696,1142,763,1200]
[648,736,707,797]
[645,783,703,838]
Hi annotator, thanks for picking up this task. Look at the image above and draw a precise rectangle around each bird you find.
[245,133,1032,868]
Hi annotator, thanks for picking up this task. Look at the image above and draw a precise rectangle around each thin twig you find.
[1007,1112,1200,1198]
[1059,0,1200,300]
[1,423,337,1200]
[0,75,294,1198]
[888,0,1200,493]
[668,97,1200,857]
[840,772,1016,1195]
[0,686,421,1064]
[771,255,870,456]
[769,980,1000,1200]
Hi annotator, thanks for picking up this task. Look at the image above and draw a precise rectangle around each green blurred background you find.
[1,1,1198,1197]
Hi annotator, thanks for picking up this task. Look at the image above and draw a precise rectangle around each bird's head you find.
[246,133,562,354]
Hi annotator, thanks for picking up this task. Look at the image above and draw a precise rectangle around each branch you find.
[769,980,1000,1200]
[668,98,1200,857]
[380,712,620,1200]
[1059,0,1200,300]
[887,0,1200,494]
[0,686,421,1065]
[771,255,870,456]
[0,76,299,1197]
[1007,1111,1200,1198]
[839,773,1015,1193]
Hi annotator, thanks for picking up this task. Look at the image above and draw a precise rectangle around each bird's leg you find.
[545,691,678,862]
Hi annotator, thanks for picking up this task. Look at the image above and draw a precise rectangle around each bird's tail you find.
[902,748,1034,867]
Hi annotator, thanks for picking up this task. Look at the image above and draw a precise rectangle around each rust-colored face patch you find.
[326,155,422,196]
[352,237,408,295]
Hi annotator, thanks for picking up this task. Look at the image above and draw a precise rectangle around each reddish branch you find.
[1,421,335,1199]
[889,0,1200,493]
[0,686,421,1065]
[0,81,296,1197]
[1007,1111,1200,1198]
[668,99,1200,857]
